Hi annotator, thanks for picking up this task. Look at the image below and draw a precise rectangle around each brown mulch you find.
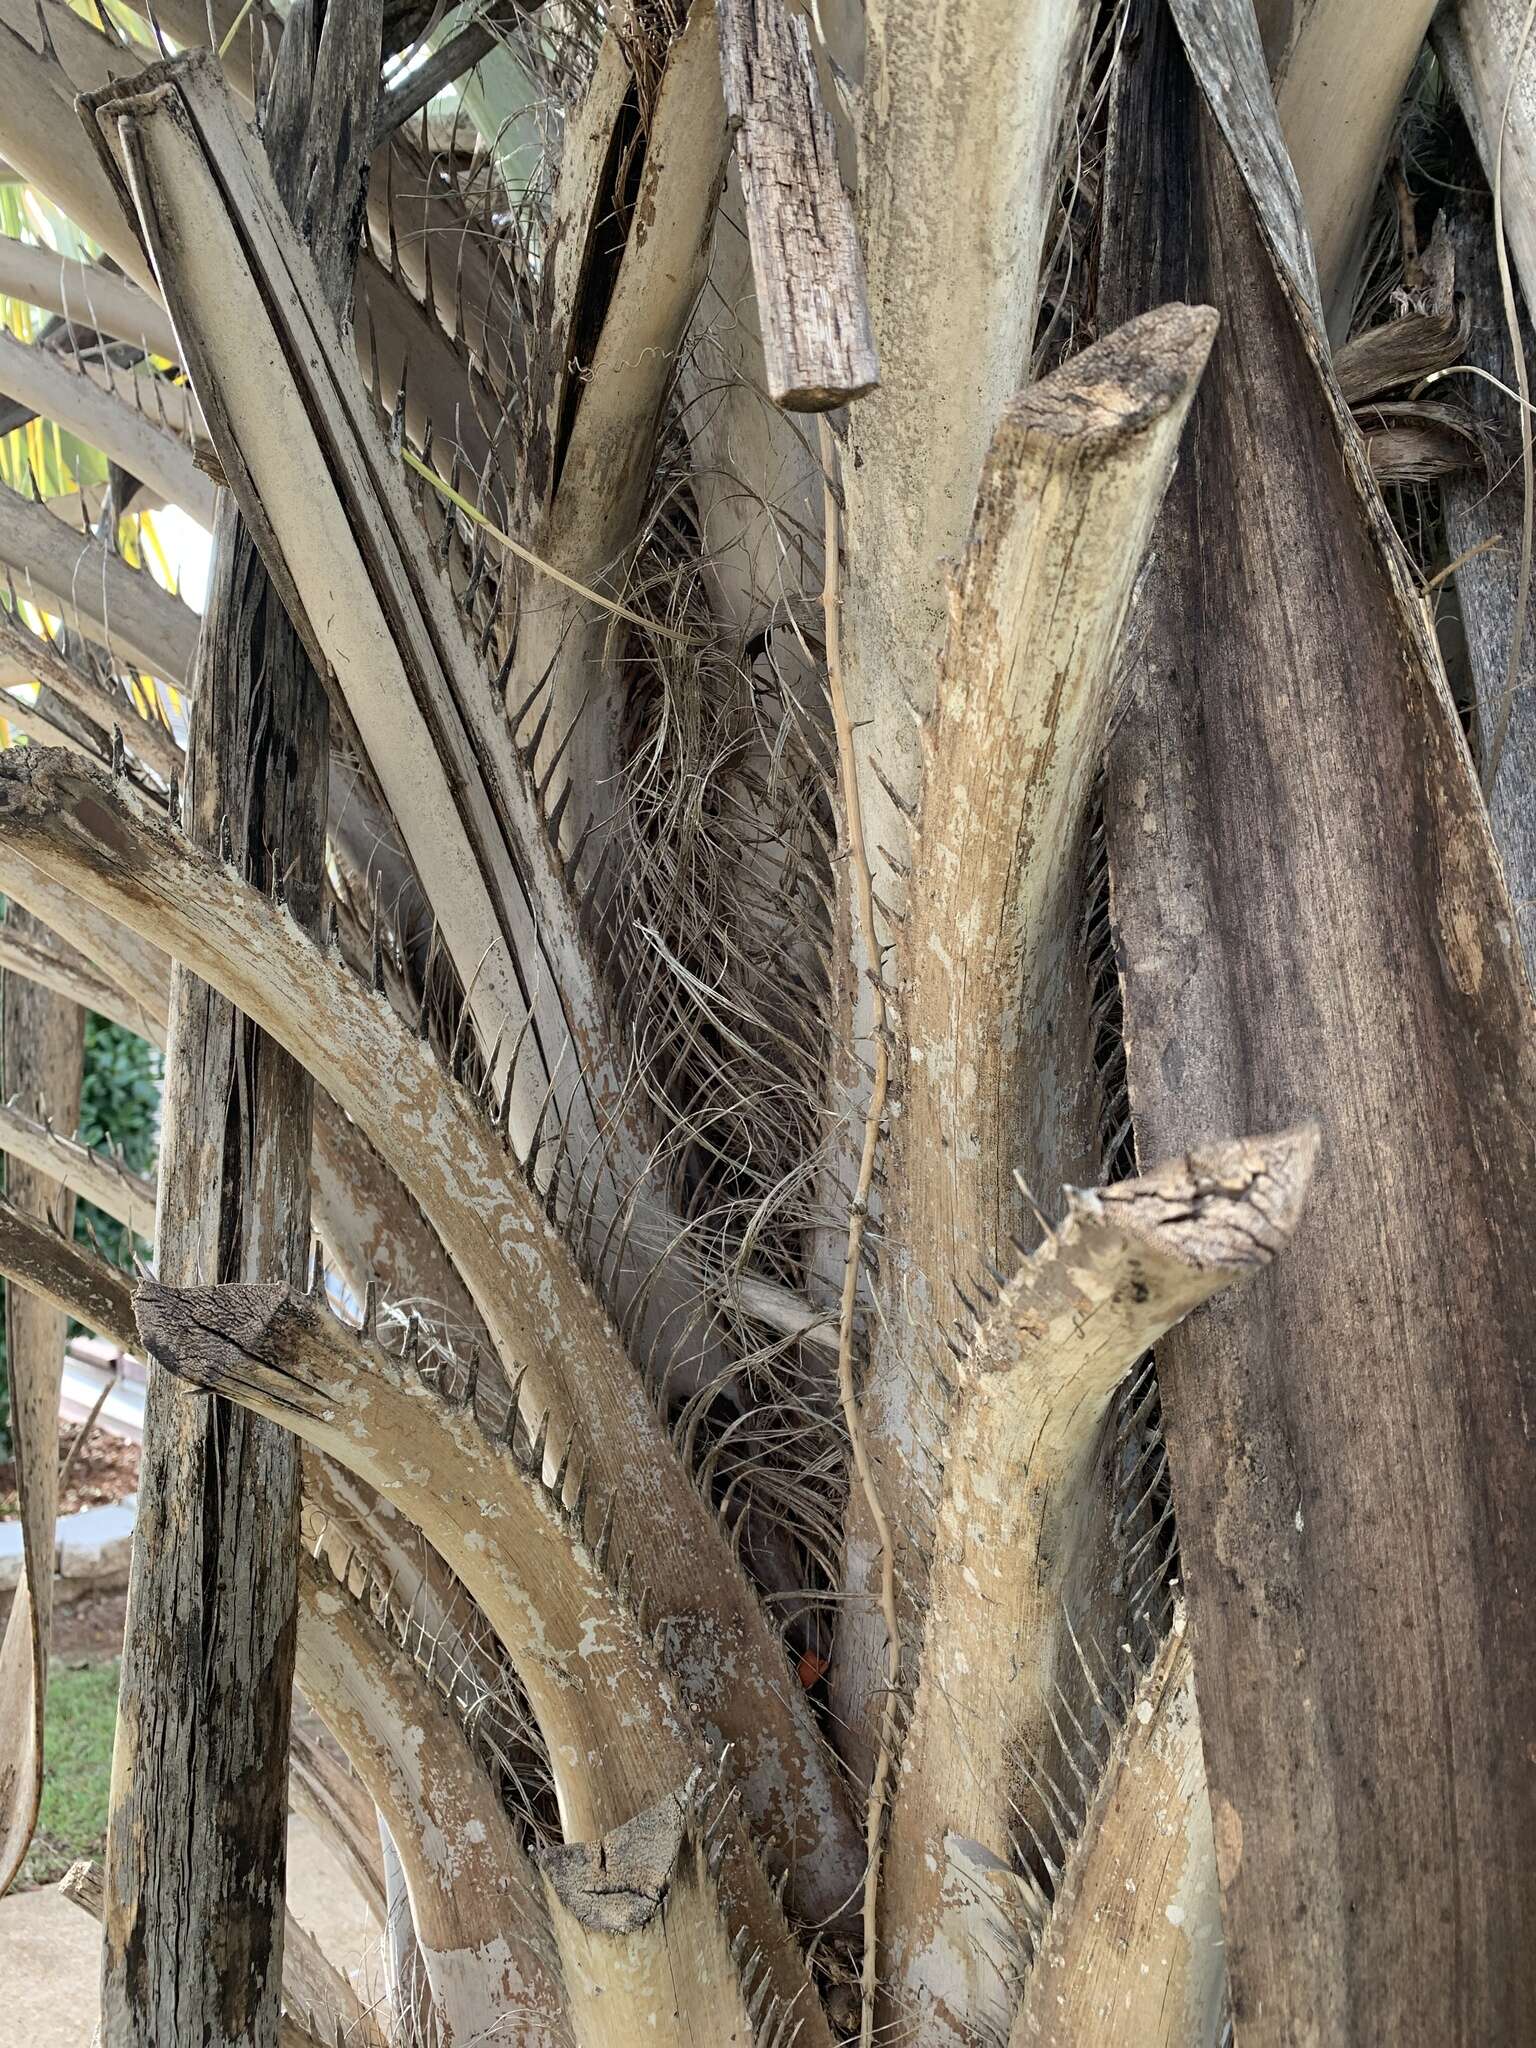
[0,1421,141,1520]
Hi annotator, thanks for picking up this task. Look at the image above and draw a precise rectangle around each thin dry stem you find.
[819,414,896,2040]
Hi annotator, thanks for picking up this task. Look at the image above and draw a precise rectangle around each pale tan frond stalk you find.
[835,304,1216,1773]
[86,50,827,1417]
[1009,1611,1224,2048]
[879,1131,1318,2046]
[540,1773,801,2048]
[0,610,183,785]
[0,236,177,361]
[1259,0,1439,330]
[139,1286,836,2048]
[842,0,1094,868]
[0,1189,138,1350]
[0,903,162,1044]
[507,3,728,835]
[0,1100,155,1239]
[0,748,858,1923]
[0,481,199,684]
[0,833,475,1321]
[293,1546,571,2048]
[0,8,156,290]
[0,331,215,525]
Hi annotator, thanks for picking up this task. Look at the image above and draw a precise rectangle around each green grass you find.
[19,1659,119,1888]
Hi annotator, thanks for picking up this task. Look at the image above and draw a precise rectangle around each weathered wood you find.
[1438,0,1536,325]
[880,1131,1315,2046]
[0,1099,155,1241]
[62,1851,384,2048]
[0,914,156,1044]
[98,9,381,2046]
[538,1776,776,2048]
[0,927,83,1894]
[717,0,877,409]
[0,11,153,290]
[1097,11,1536,2038]
[0,1185,137,1350]
[1442,205,1536,972]
[0,235,177,359]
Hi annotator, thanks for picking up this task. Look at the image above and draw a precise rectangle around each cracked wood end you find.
[717,0,878,409]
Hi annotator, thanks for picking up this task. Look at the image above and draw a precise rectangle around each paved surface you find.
[0,1815,381,2045]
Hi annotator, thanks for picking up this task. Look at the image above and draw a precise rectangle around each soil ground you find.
[0,1421,141,1521]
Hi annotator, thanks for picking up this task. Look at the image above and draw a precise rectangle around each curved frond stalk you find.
[540,1770,802,2048]
[0,829,466,1319]
[144,1297,838,2048]
[0,691,102,762]
[835,303,1216,1766]
[1009,1612,1224,2048]
[0,768,863,1921]
[879,1132,1318,2046]
[0,610,183,785]
[294,1544,572,2048]
[0,331,215,525]
[0,1187,137,1350]
[0,896,163,1044]
[131,1275,843,2011]
[0,1099,155,1239]
[1259,0,1439,331]
[87,50,785,1360]
[287,1717,387,1929]
[0,481,200,684]
[0,237,178,361]
[0,10,155,291]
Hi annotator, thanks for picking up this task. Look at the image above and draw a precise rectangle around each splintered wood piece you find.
[717,0,877,409]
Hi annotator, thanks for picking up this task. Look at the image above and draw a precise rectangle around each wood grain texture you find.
[99,9,380,2045]
[717,0,877,408]
[1098,11,1536,2040]
[1442,205,1536,973]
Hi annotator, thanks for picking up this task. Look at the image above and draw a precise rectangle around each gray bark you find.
[100,9,381,2045]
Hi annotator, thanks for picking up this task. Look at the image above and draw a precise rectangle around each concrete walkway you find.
[0,1815,382,2045]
